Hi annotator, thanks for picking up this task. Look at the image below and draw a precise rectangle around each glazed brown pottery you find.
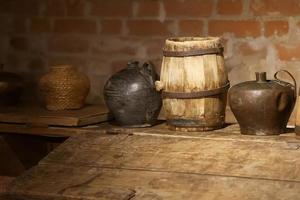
[229,70,296,135]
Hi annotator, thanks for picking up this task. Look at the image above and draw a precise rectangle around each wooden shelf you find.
[0,104,110,127]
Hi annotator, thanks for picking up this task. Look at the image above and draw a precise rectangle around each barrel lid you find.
[164,37,223,52]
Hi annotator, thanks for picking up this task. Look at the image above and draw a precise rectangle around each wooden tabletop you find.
[6,123,300,200]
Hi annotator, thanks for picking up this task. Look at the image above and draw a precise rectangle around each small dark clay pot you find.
[229,70,296,135]
[0,64,23,105]
[104,61,162,127]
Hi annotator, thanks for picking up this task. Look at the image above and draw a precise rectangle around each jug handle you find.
[274,70,297,99]
[155,80,164,91]
[138,61,156,88]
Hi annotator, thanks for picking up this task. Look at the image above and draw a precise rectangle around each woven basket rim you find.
[166,37,220,43]
[51,65,74,70]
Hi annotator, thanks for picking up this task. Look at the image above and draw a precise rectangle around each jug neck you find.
[255,72,267,83]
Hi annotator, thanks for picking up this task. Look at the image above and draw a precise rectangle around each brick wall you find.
[1,0,300,103]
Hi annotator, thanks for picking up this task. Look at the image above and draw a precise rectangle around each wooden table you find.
[6,123,300,200]
[0,104,110,178]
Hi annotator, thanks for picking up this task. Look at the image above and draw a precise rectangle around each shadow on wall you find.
[2,57,46,104]
[23,58,46,103]
[224,35,300,87]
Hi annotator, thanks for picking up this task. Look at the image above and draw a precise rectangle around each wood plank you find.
[0,104,110,127]
[0,123,81,137]
[8,164,300,200]
[0,122,111,137]
[41,127,300,182]
[8,124,300,199]
[130,123,298,141]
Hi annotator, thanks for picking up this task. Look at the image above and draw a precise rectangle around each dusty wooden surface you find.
[0,104,109,127]
[0,104,111,137]
[0,133,66,177]
[0,123,95,137]
[7,123,300,200]
[0,106,293,138]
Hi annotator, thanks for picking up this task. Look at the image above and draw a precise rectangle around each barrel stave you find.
[159,37,228,131]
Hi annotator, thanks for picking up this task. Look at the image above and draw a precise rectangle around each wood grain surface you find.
[0,104,110,127]
[7,124,300,200]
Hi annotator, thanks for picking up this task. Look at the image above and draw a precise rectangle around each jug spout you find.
[255,72,267,82]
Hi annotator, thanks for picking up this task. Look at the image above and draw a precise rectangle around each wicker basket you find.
[39,65,90,111]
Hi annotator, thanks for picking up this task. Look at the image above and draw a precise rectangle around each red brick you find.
[0,1,12,13]
[13,18,28,33]
[145,38,165,56]
[66,0,86,16]
[88,59,112,76]
[276,44,300,61]
[95,46,136,56]
[111,60,128,73]
[217,0,243,15]
[164,0,213,17]
[238,43,267,57]
[54,19,97,34]
[46,0,66,16]
[48,36,90,53]
[250,0,300,16]
[10,36,29,51]
[295,21,300,32]
[136,0,160,17]
[91,0,132,17]
[48,56,87,68]
[265,21,288,36]
[91,38,137,56]
[209,20,261,37]
[17,0,41,16]
[31,18,51,33]
[0,18,12,34]
[127,20,172,36]
[179,20,204,35]
[149,58,162,74]
[2,0,41,16]
[101,20,122,35]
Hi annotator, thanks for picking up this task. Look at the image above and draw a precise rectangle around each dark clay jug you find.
[0,64,23,105]
[104,61,162,127]
[229,70,296,135]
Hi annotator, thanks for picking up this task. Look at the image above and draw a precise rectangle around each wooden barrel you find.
[156,37,229,132]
